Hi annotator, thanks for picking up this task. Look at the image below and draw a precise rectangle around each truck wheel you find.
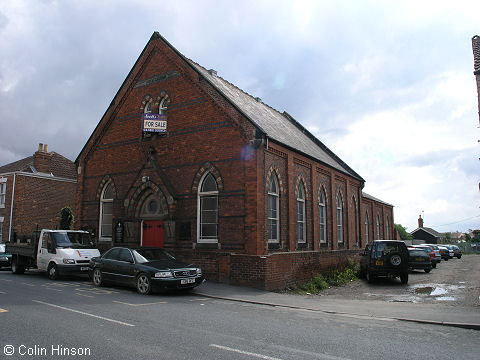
[92,268,103,287]
[424,269,431,273]
[366,270,375,283]
[400,273,409,284]
[47,263,59,280]
[11,258,25,275]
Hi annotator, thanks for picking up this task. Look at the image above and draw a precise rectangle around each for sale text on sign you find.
[143,114,167,133]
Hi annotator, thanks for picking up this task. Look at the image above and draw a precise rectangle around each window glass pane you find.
[201,224,217,238]
[269,176,278,194]
[298,185,304,200]
[103,183,113,199]
[201,210,217,224]
[201,196,217,211]
[201,174,217,192]
[298,223,304,241]
[269,219,278,240]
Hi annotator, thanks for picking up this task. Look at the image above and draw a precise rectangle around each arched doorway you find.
[140,194,168,247]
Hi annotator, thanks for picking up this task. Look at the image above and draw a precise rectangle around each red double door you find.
[142,220,164,247]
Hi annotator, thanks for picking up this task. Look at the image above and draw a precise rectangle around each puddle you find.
[408,284,463,302]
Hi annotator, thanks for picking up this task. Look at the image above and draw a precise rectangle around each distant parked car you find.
[407,248,432,273]
[438,246,453,260]
[89,247,204,294]
[446,245,462,259]
[413,245,438,268]
[0,243,12,268]
[360,240,409,284]
[425,244,442,264]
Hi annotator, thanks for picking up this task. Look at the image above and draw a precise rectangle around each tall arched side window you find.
[99,182,114,241]
[319,189,327,245]
[297,183,306,243]
[267,174,280,243]
[364,212,369,244]
[159,97,168,115]
[336,194,343,244]
[376,216,381,240]
[386,216,390,239]
[197,173,218,243]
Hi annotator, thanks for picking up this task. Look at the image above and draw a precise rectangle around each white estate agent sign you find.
[143,114,167,133]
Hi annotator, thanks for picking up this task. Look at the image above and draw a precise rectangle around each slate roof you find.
[362,192,393,207]
[188,59,364,181]
[0,152,76,180]
[410,227,443,238]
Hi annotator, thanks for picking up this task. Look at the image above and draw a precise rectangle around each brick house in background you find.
[410,215,446,244]
[75,32,394,289]
[0,144,77,242]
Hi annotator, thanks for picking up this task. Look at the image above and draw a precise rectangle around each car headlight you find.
[63,259,75,264]
[0,256,7,261]
[154,271,173,278]
[196,268,202,275]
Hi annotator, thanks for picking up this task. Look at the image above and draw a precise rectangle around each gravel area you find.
[316,254,480,308]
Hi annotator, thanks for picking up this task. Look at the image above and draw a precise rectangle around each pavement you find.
[195,281,480,331]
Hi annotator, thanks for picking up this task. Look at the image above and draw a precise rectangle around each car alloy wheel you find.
[93,268,103,286]
[136,273,152,295]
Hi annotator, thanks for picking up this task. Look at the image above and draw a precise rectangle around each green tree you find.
[394,224,413,240]
[59,206,74,230]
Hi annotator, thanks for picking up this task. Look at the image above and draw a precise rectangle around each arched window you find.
[99,182,113,241]
[386,216,390,239]
[159,97,168,115]
[197,173,218,243]
[336,194,343,244]
[267,174,280,243]
[376,216,381,240]
[319,189,327,245]
[297,183,306,243]
[364,212,369,244]
[144,100,153,114]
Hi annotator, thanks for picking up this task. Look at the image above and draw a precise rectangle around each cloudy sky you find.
[0,0,479,233]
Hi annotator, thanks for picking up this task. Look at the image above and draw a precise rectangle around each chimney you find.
[473,35,480,75]
[207,69,217,76]
[418,215,424,228]
[33,143,53,173]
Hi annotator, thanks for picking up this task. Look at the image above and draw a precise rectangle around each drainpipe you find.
[8,173,16,242]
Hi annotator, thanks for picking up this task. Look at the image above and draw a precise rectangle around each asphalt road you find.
[0,269,479,360]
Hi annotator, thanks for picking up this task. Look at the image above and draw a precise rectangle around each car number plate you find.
[415,257,424,262]
[80,267,89,271]
[375,260,383,266]
[181,278,195,285]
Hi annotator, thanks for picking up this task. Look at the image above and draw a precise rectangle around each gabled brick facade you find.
[75,32,394,290]
[0,144,77,242]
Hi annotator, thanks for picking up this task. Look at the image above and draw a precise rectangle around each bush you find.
[297,260,359,294]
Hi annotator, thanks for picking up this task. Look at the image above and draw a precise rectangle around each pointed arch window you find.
[376,216,381,240]
[336,194,343,244]
[99,182,114,241]
[386,216,390,239]
[319,189,327,244]
[365,212,369,244]
[159,97,168,115]
[297,183,306,243]
[197,173,218,243]
[267,174,280,243]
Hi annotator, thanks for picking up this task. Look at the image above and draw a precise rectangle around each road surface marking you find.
[210,344,283,360]
[21,282,36,286]
[76,293,94,298]
[113,300,167,307]
[0,279,12,282]
[32,300,135,327]
[0,291,6,294]
[45,288,63,292]
[0,308,8,313]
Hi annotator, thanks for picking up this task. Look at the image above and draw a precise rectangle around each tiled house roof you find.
[0,152,76,180]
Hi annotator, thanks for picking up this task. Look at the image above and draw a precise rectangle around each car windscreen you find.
[0,244,5,253]
[133,249,176,263]
[51,232,94,248]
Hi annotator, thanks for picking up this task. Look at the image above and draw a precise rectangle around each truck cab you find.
[8,229,100,280]
[37,230,100,279]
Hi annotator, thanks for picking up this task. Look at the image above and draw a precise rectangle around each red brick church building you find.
[75,32,394,289]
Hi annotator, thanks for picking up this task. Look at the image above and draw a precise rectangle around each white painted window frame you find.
[197,173,219,243]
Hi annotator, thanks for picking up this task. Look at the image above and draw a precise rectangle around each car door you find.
[112,249,136,285]
[100,248,121,282]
